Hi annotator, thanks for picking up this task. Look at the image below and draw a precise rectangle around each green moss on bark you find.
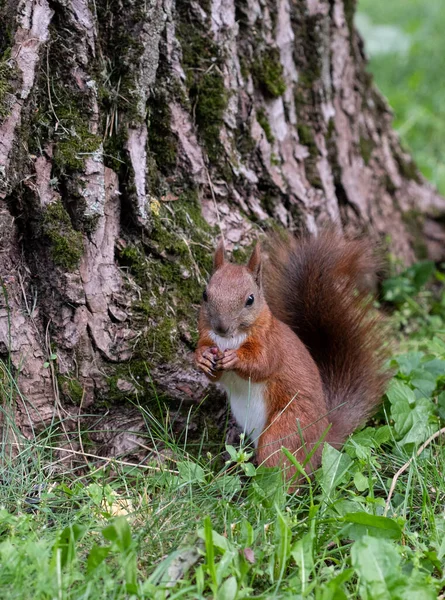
[0,57,14,121]
[54,128,101,172]
[177,4,228,164]
[257,108,274,144]
[58,374,84,405]
[194,70,228,163]
[118,188,215,362]
[147,95,178,173]
[43,201,83,270]
[359,135,374,165]
[253,48,286,98]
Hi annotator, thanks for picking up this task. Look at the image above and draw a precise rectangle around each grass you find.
[357,0,445,194]
[1,261,445,598]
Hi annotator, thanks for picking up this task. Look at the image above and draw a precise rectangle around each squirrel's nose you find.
[215,323,229,336]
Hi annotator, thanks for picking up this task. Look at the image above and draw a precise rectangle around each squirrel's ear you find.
[247,242,262,285]
[213,238,226,271]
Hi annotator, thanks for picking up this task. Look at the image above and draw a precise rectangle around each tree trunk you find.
[1,0,444,452]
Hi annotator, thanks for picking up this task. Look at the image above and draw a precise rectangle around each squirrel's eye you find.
[246,294,254,307]
[203,289,208,302]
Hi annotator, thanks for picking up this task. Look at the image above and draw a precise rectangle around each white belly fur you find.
[209,330,267,447]
[219,372,267,448]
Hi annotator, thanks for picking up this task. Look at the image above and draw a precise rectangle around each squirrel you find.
[195,231,389,477]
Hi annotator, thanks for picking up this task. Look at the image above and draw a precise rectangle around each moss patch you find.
[359,135,374,165]
[257,108,274,144]
[58,374,84,405]
[253,48,286,98]
[194,70,228,163]
[54,125,101,172]
[0,56,14,121]
[117,188,215,363]
[297,124,322,188]
[147,94,178,173]
[177,3,228,164]
[43,201,84,270]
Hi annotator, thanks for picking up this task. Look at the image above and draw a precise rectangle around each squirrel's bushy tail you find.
[264,230,389,446]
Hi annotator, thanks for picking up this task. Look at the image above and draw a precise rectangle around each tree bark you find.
[1,0,444,451]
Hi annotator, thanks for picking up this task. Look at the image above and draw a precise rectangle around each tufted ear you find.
[213,238,226,271]
[247,242,262,285]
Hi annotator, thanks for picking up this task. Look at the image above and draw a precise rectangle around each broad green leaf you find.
[398,398,436,445]
[351,536,401,597]
[410,261,435,289]
[86,545,111,573]
[217,576,238,600]
[386,379,416,406]
[225,445,238,462]
[53,524,85,569]
[291,532,314,588]
[374,426,392,446]
[343,513,402,540]
[353,471,369,492]
[177,461,206,484]
[423,359,445,376]
[213,474,242,498]
[102,517,132,552]
[410,369,437,397]
[321,444,353,499]
[198,527,230,552]
[241,462,256,477]
[394,352,423,376]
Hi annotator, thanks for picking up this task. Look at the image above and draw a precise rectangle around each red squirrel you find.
[195,231,388,476]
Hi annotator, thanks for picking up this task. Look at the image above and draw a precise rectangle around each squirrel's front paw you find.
[217,349,239,371]
[195,346,219,379]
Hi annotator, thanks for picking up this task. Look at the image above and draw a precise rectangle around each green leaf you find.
[53,524,85,569]
[241,462,256,477]
[410,369,437,397]
[374,426,392,446]
[388,378,436,443]
[216,576,238,600]
[291,532,313,588]
[177,460,206,484]
[102,517,132,552]
[386,379,416,406]
[274,506,292,581]
[86,545,111,573]
[398,398,436,445]
[353,471,369,492]
[351,536,401,597]
[198,527,230,552]
[321,444,353,499]
[321,569,354,600]
[423,359,445,376]
[225,445,238,462]
[203,516,217,587]
[394,352,423,376]
[410,261,436,289]
[343,513,402,540]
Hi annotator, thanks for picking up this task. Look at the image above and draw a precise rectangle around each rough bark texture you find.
[1,0,444,452]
